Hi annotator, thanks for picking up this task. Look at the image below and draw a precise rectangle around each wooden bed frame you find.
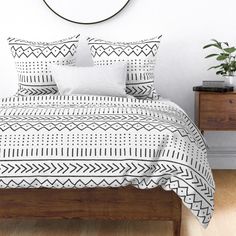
[0,187,182,236]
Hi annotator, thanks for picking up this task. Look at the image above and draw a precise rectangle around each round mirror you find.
[43,0,130,25]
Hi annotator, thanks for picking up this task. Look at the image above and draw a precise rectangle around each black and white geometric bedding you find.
[0,95,215,227]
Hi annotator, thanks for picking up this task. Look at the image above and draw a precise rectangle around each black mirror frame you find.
[43,0,131,25]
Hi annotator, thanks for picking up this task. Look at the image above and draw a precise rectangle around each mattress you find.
[0,95,215,227]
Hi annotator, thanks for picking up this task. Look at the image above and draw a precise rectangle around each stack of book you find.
[193,80,234,92]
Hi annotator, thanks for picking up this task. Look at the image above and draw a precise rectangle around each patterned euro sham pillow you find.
[87,36,162,99]
[8,35,80,96]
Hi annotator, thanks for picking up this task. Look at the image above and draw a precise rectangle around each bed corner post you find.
[173,199,182,236]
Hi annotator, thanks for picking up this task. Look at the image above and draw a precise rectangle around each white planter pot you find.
[224,76,236,87]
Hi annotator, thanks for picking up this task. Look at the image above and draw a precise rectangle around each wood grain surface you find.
[0,170,234,236]
[0,187,181,236]
[195,91,236,131]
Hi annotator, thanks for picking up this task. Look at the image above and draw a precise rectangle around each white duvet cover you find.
[0,95,215,227]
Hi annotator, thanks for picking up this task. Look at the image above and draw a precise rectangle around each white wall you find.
[0,0,236,168]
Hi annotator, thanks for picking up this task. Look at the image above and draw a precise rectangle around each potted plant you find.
[203,39,236,86]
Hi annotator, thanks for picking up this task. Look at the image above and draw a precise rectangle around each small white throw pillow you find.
[50,63,127,97]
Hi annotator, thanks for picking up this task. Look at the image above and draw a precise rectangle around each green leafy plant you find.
[203,39,236,76]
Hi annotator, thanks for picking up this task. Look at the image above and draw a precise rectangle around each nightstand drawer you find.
[200,112,236,130]
[200,93,236,112]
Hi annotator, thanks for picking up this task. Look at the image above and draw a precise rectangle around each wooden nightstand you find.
[195,91,236,133]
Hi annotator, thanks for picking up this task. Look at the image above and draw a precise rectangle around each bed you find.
[0,94,215,235]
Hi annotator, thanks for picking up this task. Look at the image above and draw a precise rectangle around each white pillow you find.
[50,63,127,97]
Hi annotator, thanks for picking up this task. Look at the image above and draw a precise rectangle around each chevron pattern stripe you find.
[0,95,214,227]
[87,36,162,99]
[8,35,80,96]
[18,85,58,96]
